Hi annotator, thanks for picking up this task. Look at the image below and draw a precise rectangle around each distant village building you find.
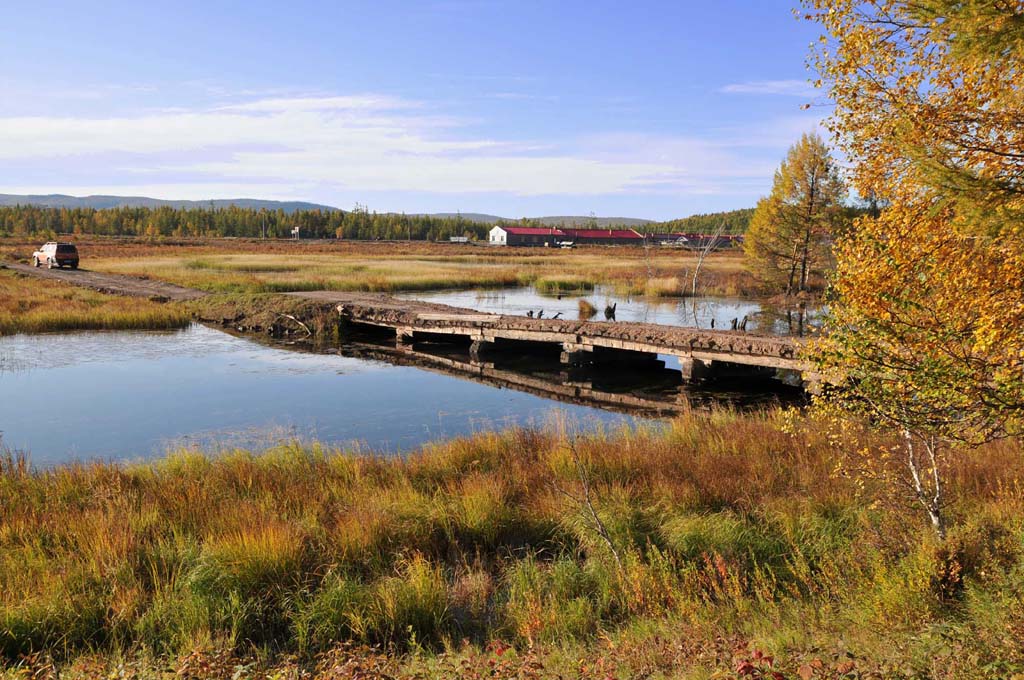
[660,233,744,250]
[489,225,646,247]
[565,228,645,246]
[489,225,563,246]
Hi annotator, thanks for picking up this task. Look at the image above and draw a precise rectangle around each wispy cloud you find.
[216,95,419,113]
[0,92,821,200]
[719,79,816,97]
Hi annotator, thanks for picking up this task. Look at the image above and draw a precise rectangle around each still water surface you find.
[399,286,820,336]
[0,325,643,465]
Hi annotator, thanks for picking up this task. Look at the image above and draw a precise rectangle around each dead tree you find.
[690,222,727,297]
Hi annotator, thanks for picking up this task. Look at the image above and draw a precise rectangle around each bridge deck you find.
[289,291,810,375]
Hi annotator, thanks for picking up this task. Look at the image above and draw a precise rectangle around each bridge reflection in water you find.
[327,331,805,418]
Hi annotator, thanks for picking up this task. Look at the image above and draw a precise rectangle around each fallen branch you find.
[551,435,623,571]
[275,313,312,338]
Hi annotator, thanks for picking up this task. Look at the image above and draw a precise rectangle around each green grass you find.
[533,276,596,295]
[2,411,1024,678]
[0,270,190,335]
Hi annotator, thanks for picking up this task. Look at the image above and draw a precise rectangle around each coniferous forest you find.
[0,204,757,240]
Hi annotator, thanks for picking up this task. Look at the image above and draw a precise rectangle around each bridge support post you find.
[560,342,593,366]
[396,327,415,344]
[470,339,495,360]
[679,357,711,383]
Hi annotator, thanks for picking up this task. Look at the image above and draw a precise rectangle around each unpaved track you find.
[2,262,208,301]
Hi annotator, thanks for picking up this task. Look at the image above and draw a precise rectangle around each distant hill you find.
[413,213,654,227]
[529,215,653,228]
[413,212,506,223]
[0,194,338,214]
[652,207,755,235]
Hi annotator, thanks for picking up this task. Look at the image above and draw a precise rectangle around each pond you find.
[0,324,648,465]
[397,285,820,336]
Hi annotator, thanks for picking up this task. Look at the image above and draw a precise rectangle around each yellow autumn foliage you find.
[803,0,1024,535]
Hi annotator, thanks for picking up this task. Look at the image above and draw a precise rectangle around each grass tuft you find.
[0,271,190,335]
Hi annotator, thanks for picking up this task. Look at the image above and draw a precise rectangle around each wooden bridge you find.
[291,291,814,387]
[5,262,815,389]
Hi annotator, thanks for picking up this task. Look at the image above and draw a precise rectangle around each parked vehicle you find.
[32,242,79,269]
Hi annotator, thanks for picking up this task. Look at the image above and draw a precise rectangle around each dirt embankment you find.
[2,262,208,302]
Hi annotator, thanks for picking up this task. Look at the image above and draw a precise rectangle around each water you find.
[397,285,820,336]
[0,325,646,465]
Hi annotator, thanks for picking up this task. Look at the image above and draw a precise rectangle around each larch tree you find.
[804,0,1024,538]
[744,132,847,295]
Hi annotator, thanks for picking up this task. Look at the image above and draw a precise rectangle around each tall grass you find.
[92,254,535,294]
[0,271,190,335]
[2,411,1023,677]
[70,245,761,298]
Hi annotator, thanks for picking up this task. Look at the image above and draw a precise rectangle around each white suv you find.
[32,242,79,269]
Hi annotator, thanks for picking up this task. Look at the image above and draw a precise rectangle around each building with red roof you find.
[562,228,645,244]
[489,225,644,247]
[488,225,567,246]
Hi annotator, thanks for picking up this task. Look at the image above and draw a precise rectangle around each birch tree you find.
[804,0,1024,537]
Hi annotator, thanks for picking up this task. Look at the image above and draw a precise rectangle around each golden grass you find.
[2,411,1023,677]
[0,236,756,297]
[90,254,535,294]
[0,270,190,335]
[86,248,753,297]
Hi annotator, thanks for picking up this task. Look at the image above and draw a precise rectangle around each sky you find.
[0,1,828,220]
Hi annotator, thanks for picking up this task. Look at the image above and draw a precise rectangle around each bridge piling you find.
[680,357,711,383]
[470,339,495,360]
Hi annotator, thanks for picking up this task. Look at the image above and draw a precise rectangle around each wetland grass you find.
[0,270,190,335]
[16,238,764,298]
[533,276,596,295]
[2,411,1023,677]
[91,254,535,294]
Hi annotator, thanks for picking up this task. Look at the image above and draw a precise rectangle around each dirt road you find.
[2,262,208,301]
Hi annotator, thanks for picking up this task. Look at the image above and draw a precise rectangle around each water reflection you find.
[0,325,645,464]
[334,335,805,419]
[0,319,808,465]
[397,286,822,337]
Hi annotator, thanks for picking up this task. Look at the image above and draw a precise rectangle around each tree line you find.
[0,205,494,241]
[648,207,755,235]
[0,204,769,241]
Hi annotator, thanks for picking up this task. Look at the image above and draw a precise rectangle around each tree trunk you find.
[799,170,819,293]
[904,429,947,540]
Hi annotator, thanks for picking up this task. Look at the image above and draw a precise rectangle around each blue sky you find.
[0,1,826,220]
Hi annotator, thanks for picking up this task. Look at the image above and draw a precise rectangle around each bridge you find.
[3,261,815,389]
[290,291,814,387]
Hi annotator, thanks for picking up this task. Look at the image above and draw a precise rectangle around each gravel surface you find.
[3,262,208,301]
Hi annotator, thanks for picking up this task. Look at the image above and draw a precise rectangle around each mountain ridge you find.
[0,194,336,213]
